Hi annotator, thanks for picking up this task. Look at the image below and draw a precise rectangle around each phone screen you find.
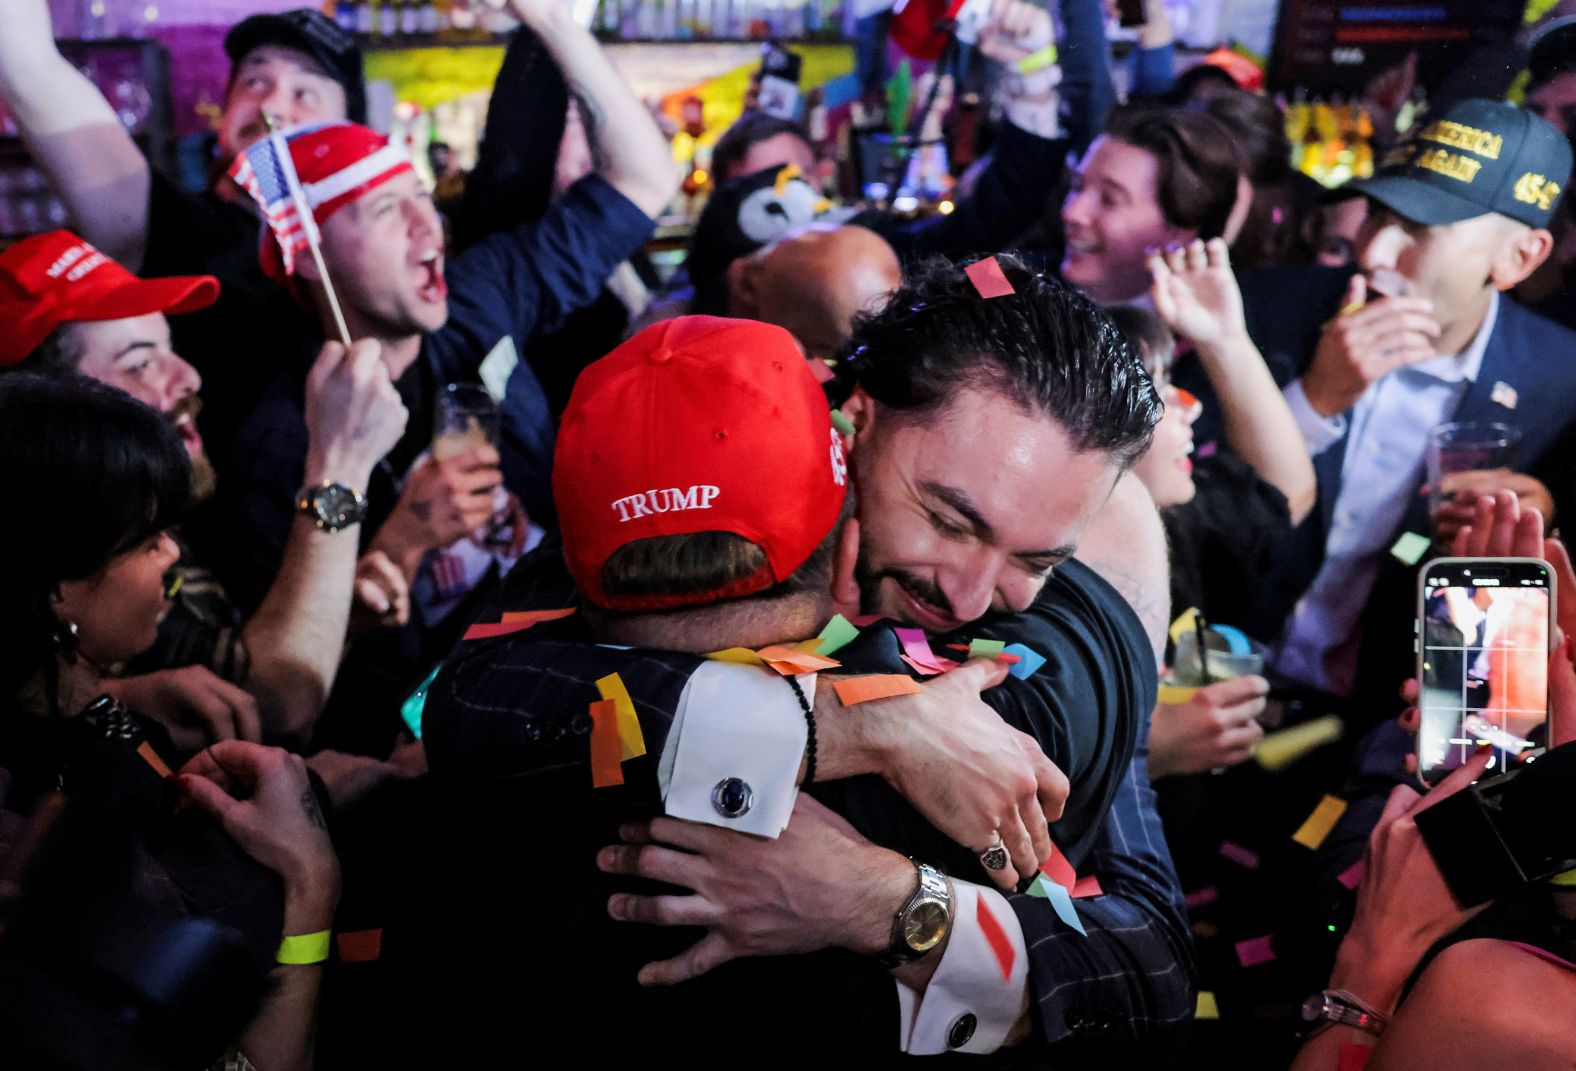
[1419,560,1552,785]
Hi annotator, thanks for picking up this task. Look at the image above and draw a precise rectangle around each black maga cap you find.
[224,9,366,124]
[1353,98,1571,230]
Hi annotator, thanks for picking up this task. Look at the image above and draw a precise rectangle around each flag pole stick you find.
[265,114,353,346]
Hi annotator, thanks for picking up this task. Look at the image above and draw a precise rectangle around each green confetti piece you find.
[969,638,1007,660]
[830,409,856,436]
[399,664,442,741]
[815,614,860,656]
[1390,531,1430,566]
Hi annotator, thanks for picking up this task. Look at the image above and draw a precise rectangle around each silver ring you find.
[979,837,1008,872]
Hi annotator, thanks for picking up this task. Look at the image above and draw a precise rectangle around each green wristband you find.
[1015,44,1059,75]
[277,930,332,965]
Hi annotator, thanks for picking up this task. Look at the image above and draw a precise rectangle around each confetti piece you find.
[1184,886,1220,911]
[587,699,624,788]
[1337,860,1366,891]
[1002,643,1046,680]
[976,896,1018,981]
[1235,935,1276,967]
[336,929,383,963]
[1168,607,1201,649]
[500,607,576,626]
[1195,440,1218,459]
[756,644,841,675]
[1255,715,1344,772]
[399,664,441,740]
[1196,991,1220,1020]
[1040,845,1077,889]
[165,574,184,598]
[596,673,646,760]
[969,638,1007,660]
[137,741,173,779]
[902,654,957,676]
[794,638,826,653]
[1338,299,1366,317]
[833,674,924,706]
[463,606,576,640]
[1040,878,1087,935]
[707,647,766,665]
[830,409,857,436]
[1292,795,1348,850]
[1390,531,1431,566]
[1339,1042,1373,1071]
[1549,867,1576,887]
[1491,380,1519,410]
[815,614,860,655]
[1192,920,1220,939]
[1218,841,1260,870]
[965,256,1016,299]
[894,627,952,674]
[808,357,836,384]
[1070,875,1102,899]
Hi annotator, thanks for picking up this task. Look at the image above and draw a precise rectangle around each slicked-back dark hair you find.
[840,254,1162,467]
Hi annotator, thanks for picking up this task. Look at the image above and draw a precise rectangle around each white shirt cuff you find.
[895,882,1029,1054]
[1283,378,1348,456]
[657,661,807,838]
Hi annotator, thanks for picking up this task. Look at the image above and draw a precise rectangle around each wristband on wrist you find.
[1014,44,1058,74]
[277,930,332,965]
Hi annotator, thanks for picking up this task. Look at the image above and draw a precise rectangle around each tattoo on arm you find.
[1082,557,1168,664]
[569,88,613,174]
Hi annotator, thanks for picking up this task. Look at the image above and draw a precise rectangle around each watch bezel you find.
[298,480,367,532]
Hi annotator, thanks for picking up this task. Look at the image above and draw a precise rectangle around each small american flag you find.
[228,124,325,277]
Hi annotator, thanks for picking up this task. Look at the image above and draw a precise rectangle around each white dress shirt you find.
[657,661,1030,1052]
[1274,292,1500,694]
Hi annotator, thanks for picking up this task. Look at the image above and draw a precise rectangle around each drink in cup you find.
[434,382,499,460]
[1427,422,1520,514]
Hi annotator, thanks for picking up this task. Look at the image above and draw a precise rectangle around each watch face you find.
[905,900,949,953]
[317,484,355,522]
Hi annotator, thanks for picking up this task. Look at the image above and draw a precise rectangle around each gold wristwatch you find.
[878,859,952,967]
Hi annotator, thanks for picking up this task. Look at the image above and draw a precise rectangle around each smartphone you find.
[1417,557,1554,786]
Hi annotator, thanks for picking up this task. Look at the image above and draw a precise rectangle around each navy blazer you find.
[1229,265,1576,712]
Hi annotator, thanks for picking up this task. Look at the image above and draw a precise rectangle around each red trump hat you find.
[554,315,849,612]
[0,230,218,368]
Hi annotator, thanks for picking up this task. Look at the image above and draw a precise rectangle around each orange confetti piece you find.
[756,644,842,675]
[136,740,173,779]
[588,699,624,788]
[464,606,575,641]
[976,896,1017,982]
[833,675,923,706]
[336,929,383,963]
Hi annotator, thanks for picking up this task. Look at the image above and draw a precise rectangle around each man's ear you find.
[1490,225,1555,290]
[294,253,322,284]
[726,255,758,317]
[829,515,862,617]
[838,386,876,437]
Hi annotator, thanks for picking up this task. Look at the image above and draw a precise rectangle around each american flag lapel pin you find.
[1491,381,1519,410]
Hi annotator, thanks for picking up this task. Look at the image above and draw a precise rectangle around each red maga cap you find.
[0,230,218,368]
[555,316,849,612]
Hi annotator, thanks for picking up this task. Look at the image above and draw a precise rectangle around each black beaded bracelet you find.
[785,673,817,785]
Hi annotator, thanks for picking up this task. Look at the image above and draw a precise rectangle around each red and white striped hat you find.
[229,121,414,280]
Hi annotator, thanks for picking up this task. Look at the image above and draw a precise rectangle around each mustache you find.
[170,393,203,426]
[854,559,956,620]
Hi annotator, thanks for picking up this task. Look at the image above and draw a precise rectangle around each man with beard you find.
[0,230,409,750]
[421,259,1195,1061]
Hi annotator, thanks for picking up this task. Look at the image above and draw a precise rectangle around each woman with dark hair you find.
[1059,106,1244,305]
[0,373,339,1071]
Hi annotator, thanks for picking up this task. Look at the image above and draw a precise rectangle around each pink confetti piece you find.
[1337,860,1366,891]
[1235,935,1276,968]
[1184,887,1220,911]
[965,256,1016,299]
[1218,841,1261,870]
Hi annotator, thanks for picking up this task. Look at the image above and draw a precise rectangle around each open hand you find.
[1149,238,1249,353]
[598,794,914,985]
